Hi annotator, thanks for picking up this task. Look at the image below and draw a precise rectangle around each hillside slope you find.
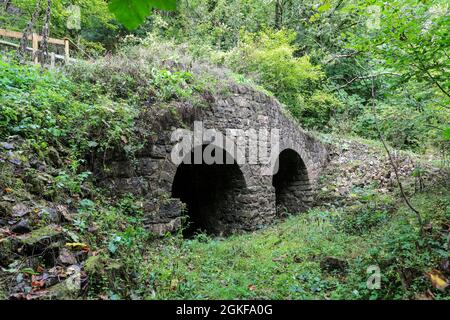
[0,49,449,299]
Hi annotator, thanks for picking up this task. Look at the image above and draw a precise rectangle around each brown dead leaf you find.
[31,279,45,289]
[0,228,14,237]
[31,275,45,289]
[272,255,287,262]
[248,284,256,291]
[65,242,89,251]
[414,290,435,300]
[170,278,179,290]
[57,204,73,222]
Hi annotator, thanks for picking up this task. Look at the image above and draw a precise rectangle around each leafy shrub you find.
[353,102,449,151]
[65,35,226,108]
[337,207,389,235]
[151,69,194,101]
[227,29,323,91]
[355,222,434,299]
[295,90,342,128]
[0,58,138,158]
[222,29,342,128]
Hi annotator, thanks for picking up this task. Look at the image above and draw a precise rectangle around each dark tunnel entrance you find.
[171,145,246,237]
[272,149,311,215]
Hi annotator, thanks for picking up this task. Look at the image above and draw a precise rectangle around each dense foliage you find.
[0,0,449,301]
[1,0,448,151]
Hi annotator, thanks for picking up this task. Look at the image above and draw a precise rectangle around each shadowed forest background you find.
[0,0,449,300]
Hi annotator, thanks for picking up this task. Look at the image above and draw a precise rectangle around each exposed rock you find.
[47,146,62,167]
[38,206,60,223]
[316,136,449,209]
[439,259,450,277]
[0,238,13,266]
[12,203,30,217]
[0,201,12,217]
[43,274,60,288]
[58,248,77,265]
[159,198,184,219]
[144,198,184,226]
[56,204,74,222]
[0,142,14,150]
[11,219,31,234]
[27,172,53,195]
[14,225,64,255]
[10,277,81,300]
[146,217,182,236]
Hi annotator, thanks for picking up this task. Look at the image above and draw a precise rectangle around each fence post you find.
[64,38,70,63]
[50,52,55,67]
[32,32,38,64]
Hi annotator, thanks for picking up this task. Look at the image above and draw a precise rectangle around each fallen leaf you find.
[414,291,434,300]
[0,228,14,237]
[427,270,449,291]
[4,187,12,193]
[21,267,38,275]
[248,284,256,291]
[31,275,45,289]
[65,242,89,251]
[170,278,179,290]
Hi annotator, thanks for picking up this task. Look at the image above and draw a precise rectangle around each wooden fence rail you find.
[0,28,70,64]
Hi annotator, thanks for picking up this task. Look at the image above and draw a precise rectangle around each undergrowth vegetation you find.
[1,35,449,300]
[217,29,337,126]
[0,0,449,300]
[80,187,448,300]
[0,57,137,167]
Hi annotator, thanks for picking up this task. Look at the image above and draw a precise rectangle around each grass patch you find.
[106,187,448,300]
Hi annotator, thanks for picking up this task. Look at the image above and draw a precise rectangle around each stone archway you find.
[272,148,311,215]
[102,83,328,235]
[171,145,247,236]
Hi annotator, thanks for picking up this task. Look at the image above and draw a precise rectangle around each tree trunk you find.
[275,0,283,29]
[17,0,41,63]
[4,0,11,11]
[39,0,52,66]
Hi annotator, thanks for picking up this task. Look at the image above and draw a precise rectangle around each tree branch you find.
[17,0,41,63]
[324,51,360,64]
[409,44,450,98]
[332,72,401,91]
[39,0,52,66]
[368,74,424,234]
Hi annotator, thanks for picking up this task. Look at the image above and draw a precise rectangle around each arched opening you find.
[171,145,246,236]
[272,149,311,215]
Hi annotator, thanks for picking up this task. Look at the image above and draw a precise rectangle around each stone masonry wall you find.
[100,83,328,236]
